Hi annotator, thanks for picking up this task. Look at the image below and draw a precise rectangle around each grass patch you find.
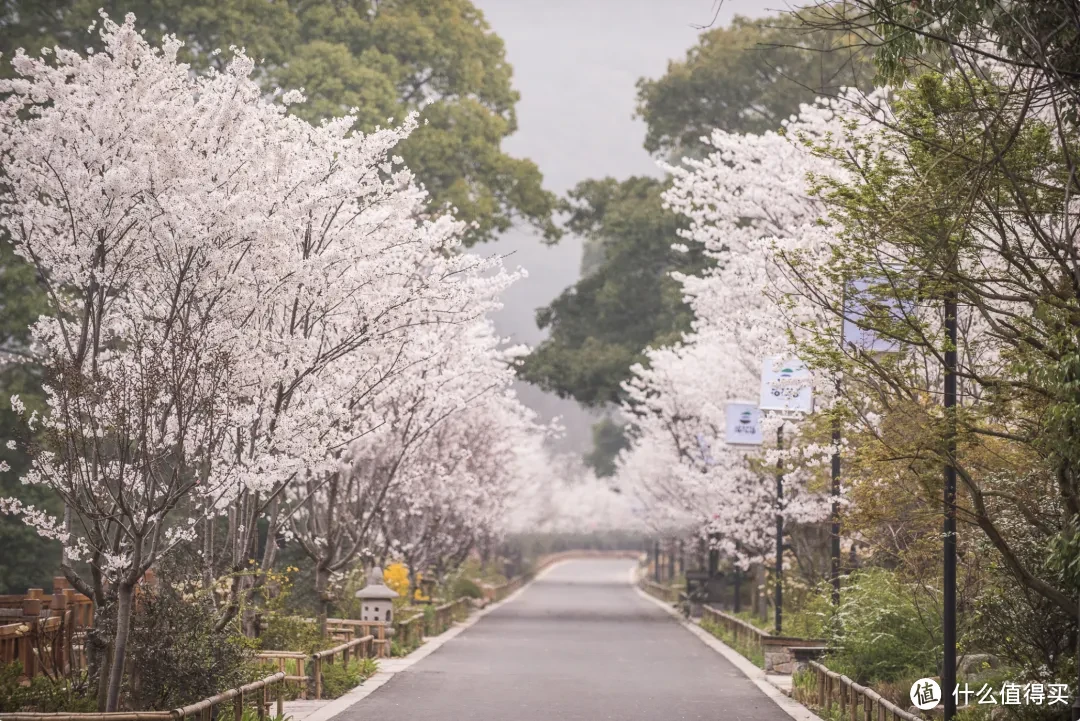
[318,657,379,699]
[700,618,765,669]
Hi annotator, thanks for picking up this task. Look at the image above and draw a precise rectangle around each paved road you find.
[333,558,793,721]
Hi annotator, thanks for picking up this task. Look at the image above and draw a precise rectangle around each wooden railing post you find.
[313,655,322,700]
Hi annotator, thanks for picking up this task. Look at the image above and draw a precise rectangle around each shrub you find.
[317,657,378,699]
[0,663,96,713]
[826,567,937,685]
[259,614,323,655]
[452,577,482,600]
[123,588,256,710]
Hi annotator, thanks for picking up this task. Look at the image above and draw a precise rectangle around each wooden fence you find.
[2,671,287,721]
[699,605,826,674]
[640,580,682,604]
[1,579,95,681]
[393,614,425,651]
[324,619,391,657]
[423,598,469,637]
[701,604,768,660]
[253,650,309,697]
[794,661,922,721]
[311,635,373,700]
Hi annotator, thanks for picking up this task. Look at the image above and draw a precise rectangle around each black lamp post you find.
[775,423,784,635]
[831,412,841,606]
[654,539,661,583]
[734,542,742,613]
[943,287,958,721]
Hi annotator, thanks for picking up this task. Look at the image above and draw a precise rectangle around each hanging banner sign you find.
[695,433,716,466]
[725,402,763,445]
[842,277,908,353]
[759,356,813,413]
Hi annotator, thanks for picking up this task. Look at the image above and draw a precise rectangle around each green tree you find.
[0,244,58,594]
[635,12,875,159]
[0,0,557,245]
[520,14,874,411]
[517,177,708,407]
[583,417,629,478]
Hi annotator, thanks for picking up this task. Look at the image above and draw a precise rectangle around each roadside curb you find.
[631,571,823,721]
[303,559,569,721]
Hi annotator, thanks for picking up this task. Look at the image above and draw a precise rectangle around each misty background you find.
[476,0,778,452]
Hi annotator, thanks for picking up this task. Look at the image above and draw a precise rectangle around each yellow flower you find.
[413,572,429,601]
[383,563,410,597]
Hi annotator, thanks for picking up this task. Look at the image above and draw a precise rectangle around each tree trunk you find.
[315,563,330,638]
[755,564,768,621]
[93,636,110,712]
[408,564,419,602]
[104,582,134,712]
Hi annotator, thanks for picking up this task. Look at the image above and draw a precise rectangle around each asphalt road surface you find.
[333,558,794,721]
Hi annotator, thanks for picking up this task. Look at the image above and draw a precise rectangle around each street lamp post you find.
[831,411,841,607]
[654,539,661,583]
[775,423,784,635]
[943,287,958,721]
[733,540,743,613]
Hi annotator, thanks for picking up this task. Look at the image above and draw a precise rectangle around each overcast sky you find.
[473,0,780,449]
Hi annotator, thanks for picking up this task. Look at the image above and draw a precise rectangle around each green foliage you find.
[635,12,875,158]
[519,177,708,406]
[0,0,557,246]
[832,0,1080,93]
[583,417,629,478]
[421,603,437,633]
[240,710,291,721]
[699,618,765,669]
[0,663,96,713]
[259,615,323,655]
[825,568,937,685]
[124,588,257,710]
[0,245,57,594]
[317,657,376,700]
[792,66,1080,640]
[451,576,482,600]
[521,10,873,427]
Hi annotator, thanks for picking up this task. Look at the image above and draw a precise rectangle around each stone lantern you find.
[355,566,398,623]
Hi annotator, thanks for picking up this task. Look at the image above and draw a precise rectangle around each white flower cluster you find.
[0,13,542,585]
[613,91,890,564]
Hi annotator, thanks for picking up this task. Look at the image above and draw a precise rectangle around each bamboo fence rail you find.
[700,604,769,658]
[640,580,682,604]
[795,661,922,721]
[2,671,287,721]
[253,651,309,698]
[310,635,374,700]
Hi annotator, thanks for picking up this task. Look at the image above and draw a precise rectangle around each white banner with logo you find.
[759,356,813,413]
[725,402,763,445]
[842,276,908,353]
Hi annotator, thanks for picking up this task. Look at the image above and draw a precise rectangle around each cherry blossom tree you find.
[0,12,519,708]
[285,318,528,630]
[612,93,891,568]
